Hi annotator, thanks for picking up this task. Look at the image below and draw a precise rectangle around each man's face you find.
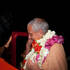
[27,24,43,40]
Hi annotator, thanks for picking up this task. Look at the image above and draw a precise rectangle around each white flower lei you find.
[36,30,56,47]
[23,30,56,69]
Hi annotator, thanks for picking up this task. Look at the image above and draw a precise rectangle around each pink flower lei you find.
[45,35,64,50]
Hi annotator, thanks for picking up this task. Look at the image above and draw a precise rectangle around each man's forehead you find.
[27,24,32,30]
[27,24,33,32]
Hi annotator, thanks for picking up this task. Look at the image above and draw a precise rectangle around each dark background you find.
[0,8,70,69]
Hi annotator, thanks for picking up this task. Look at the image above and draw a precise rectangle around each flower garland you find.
[21,30,64,70]
[36,30,56,47]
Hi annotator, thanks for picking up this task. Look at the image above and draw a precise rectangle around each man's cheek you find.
[32,36,35,40]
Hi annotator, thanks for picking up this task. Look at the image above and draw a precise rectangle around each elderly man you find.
[22,18,67,70]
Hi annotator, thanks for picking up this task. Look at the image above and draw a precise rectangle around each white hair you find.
[28,18,49,34]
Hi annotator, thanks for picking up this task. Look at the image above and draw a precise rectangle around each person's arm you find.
[0,47,5,56]
[21,39,33,58]
[25,39,33,55]
[4,35,12,48]
[0,35,12,56]
[42,43,68,70]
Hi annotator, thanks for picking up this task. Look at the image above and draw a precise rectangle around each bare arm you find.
[4,35,12,48]
[21,39,33,58]
[26,39,33,55]
[0,35,12,56]
[0,47,5,56]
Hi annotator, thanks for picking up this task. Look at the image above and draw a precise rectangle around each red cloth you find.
[0,58,18,70]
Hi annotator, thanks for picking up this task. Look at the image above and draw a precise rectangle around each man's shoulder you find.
[50,43,64,52]
[52,43,63,47]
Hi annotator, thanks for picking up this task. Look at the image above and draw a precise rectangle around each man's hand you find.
[26,39,33,47]
[26,58,40,70]
[26,39,33,55]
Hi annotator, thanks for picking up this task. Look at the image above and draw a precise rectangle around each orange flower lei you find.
[32,40,42,54]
